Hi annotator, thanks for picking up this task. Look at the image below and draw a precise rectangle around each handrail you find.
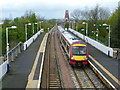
[4,42,23,62]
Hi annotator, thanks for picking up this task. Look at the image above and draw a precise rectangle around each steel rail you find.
[47,28,62,88]
[72,68,83,88]
[83,68,97,89]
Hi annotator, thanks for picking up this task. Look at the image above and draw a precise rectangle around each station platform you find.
[2,33,45,88]
[88,42,120,89]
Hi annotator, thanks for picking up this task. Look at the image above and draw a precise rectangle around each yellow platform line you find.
[26,34,47,88]
[37,33,48,88]
[89,55,120,86]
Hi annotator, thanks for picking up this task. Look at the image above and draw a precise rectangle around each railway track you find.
[57,27,110,89]
[46,28,62,88]
[41,26,111,89]
[72,67,107,89]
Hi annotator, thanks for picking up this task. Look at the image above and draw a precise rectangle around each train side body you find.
[58,26,89,66]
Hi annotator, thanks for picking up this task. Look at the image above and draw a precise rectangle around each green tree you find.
[64,22,69,30]
[2,10,39,55]
[108,7,120,48]
[2,10,58,55]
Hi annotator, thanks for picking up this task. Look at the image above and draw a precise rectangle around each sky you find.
[0,0,119,20]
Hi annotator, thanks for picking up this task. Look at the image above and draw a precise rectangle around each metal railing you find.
[3,42,23,63]
[0,56,4,65]
[113,48,120,59]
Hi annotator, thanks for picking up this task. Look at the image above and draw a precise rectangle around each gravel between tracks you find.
[85,67,106,88]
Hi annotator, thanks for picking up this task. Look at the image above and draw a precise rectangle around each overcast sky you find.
[0,0,119,20]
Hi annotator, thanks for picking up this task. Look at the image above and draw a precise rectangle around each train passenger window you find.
[72,46,86,55]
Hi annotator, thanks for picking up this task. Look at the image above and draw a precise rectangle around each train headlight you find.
[71,57,75,60]
[84,58,88,60]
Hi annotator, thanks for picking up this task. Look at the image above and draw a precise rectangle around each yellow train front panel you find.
[72,56,87,61]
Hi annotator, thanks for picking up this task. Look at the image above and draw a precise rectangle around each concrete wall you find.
[24,31,41,50]
[0,61,7,79]
[69,28,113,57]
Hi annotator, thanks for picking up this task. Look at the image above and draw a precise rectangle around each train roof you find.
[72,41,86,45]
[58,26,83,45]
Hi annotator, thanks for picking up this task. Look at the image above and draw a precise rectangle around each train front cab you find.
[69,42,89,67]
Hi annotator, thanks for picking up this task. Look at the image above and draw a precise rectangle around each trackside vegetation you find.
[1,11,56,55]
[64,5,120,48]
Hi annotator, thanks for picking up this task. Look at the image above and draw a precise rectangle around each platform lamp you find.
[32,23,38,34]
[82,22,88,36]
[6,26,17,72]
[93,24,99,41]
[25,23,32,41]
[35,23,38,32]
[81,28,86,40]
[40,21,43,30]
[103,24,111,47]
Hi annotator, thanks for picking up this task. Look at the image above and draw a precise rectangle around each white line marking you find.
[89,55,120,86]
[37,33,48,88]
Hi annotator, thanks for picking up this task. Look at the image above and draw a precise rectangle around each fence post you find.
[11,52,14,61]
[108,50,110,57]
[15,48,17,57]
[4,42,25,63]
[18,44,20,53]
[20,43,23,52]
[8,53,10,63]
[0,56,4,64]
[9,52,12,62]
[117,50,120,60]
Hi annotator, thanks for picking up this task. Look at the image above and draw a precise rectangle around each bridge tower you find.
[64,10,69,21]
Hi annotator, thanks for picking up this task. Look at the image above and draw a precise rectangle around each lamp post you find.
[40,21,43,30]
[93,24,99,41]
[103,24,111,47]
[34,23,38,32]
[33,23,38,34]
[96,28,99,41]
[32,23,34,34]
[48,28,49,32]
[108,25,111,47]
[40,22,41,30]
[82,22,88,36]
[6,26,17,71]
[81,28,85,40]
[25,23,31,41]
[69,21,71,28]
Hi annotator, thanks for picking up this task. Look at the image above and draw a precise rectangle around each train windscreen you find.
[72,46,86,55]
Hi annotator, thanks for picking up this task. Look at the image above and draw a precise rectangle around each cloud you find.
[1,0,119,19]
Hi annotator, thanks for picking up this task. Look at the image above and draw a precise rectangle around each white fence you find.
[24,30,41,50]
[69,28,113,57]
[0,42,23,80]
[0,30,41,80]
[0,61,7,79]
